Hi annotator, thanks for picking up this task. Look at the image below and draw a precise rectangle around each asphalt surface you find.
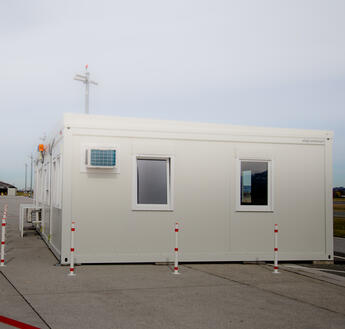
[1,196,345,329]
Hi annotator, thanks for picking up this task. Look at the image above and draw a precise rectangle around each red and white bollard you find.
[173,222,180,275]
[68,221,76,276]
[1,212,7,267]
[273,224,279,274]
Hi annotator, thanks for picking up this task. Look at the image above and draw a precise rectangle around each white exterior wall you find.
[34,124,64,258]
[38,113,333,264]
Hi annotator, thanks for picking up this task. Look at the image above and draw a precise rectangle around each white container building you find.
[33,113,333,264]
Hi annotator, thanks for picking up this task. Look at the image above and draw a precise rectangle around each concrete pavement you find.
[0,196,345,329]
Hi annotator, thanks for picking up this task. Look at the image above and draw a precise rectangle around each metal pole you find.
[273,224,279,274]
[30,154,33,195]
[74,65,98,115]
[85,71,90,114]
[68,221,76,276]
[25,163,28,192]
[173,222,180,275]
[1,208,7,267]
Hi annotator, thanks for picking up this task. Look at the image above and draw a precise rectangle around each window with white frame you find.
[237,159,273,211]
[133,156,173,211]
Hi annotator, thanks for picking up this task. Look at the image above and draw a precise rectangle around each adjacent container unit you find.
[33,113,334,264]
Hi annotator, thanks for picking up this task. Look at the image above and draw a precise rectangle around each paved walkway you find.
[1,196,345,329]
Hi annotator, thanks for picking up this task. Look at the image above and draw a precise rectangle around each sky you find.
[0,0,344,189]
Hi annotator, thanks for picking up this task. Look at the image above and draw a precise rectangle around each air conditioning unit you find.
[86,148,117,169]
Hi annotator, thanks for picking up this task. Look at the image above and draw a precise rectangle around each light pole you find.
[25,163,28,192]
[74,65,98,114]
[28,154,33,196]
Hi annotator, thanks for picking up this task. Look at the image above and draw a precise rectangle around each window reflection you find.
[241,161,268,206]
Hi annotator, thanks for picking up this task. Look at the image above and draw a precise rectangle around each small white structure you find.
[7,188,16,196]
[33,113,333,264]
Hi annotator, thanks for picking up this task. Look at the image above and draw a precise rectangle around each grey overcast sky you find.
[0,0,344,188]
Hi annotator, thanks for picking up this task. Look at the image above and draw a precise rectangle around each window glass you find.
[137,159,168,204]
[241,161,268,206]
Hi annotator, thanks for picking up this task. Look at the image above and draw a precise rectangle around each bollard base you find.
[68,272,76,277]
[273,270,279,274]
[0,264,6,267]
[172,271,180,275]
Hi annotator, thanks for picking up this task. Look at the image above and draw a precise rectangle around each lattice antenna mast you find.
[74,64,98,114]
